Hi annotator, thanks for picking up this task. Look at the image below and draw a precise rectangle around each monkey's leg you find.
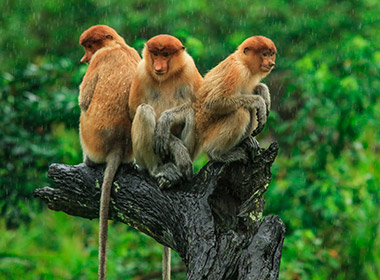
[203,109,252,163]
[131,104,160,172]
[154,103,192,158]
[168,135,193,181]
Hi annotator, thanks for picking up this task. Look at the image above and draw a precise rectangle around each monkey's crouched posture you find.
[129,34,203,189]
[78,25,140,280]
[154,36,276,164]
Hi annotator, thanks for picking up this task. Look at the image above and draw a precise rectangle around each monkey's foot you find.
[240,136,263,161]
[154,163,182,189]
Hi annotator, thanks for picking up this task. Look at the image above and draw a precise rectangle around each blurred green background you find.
[1,0,379,279]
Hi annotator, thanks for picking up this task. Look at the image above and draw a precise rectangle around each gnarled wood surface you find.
[35,142,285,280]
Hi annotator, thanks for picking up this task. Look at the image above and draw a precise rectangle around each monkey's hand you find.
[154,163,182,189]
[250,96,267,136]
[253,83,271,117]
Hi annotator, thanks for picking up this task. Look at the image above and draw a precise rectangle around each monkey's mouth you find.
[154,71,166,76]
[261,66,273,72]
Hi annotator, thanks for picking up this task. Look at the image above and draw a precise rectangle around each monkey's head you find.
[79,25,125,63]
[239,36,277,77]
[144,35,186,81]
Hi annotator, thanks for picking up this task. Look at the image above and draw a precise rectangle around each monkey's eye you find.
[87,44,92,49]
[152,52,159,57]
[262,52,269,57]
[162,52,170,57]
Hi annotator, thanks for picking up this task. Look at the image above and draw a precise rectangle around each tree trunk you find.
[35,142,285,280]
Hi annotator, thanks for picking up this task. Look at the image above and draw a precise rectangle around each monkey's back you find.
[80,46,140,163]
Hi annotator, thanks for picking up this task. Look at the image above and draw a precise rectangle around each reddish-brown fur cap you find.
[79,25,125,46]
[146,34,185,54]
[238,36,277,54]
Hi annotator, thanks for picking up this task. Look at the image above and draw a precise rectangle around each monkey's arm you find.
[128,79,145,120]
[253,83,271,116]
[204,93,266,115]
[79,73,98,111]
[205,94,268,135]
[154,103,192,158]
[250,84,271,136]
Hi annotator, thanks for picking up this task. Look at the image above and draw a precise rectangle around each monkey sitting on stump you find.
[129,34,203,189]
[78,25,140,280]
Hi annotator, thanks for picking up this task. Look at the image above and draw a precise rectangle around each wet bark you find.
[35,142,285,280]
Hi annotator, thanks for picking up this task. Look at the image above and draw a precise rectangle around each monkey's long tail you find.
[98,152,122,280]
[162,246,171,280]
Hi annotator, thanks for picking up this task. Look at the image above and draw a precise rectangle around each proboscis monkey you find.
[154,36,276,164]
[129,34,202,187]
[128,34,202,280]
[78,25,140,280]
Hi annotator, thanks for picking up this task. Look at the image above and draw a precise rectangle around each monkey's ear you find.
[105,34,113,40]
[244,47,251,54]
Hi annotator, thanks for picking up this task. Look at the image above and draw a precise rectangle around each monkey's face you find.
[147,49,185,82]
[150,51,172,76]
[242,48,276,77]
[240,36,277,76]
[145,35,185,81]
[260,50,276,73]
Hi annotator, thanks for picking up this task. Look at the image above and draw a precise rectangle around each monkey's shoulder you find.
[91,47,138,69]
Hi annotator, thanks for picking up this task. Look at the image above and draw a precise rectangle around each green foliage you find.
[266,34,380,280]
[1,0,380,279]
[0,211,186,280]
[0,58,81,228]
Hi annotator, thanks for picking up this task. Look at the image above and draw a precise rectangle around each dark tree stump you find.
[35,142,285,280]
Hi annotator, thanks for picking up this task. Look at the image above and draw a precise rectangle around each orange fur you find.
[129,34,202,171]
[78,25,141,280]
[79,25,140,163]
[194,36,276,160]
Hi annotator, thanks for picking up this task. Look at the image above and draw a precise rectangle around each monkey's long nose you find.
[154,65,165,73]
[269,61,275,67]
[80,55,89,63]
